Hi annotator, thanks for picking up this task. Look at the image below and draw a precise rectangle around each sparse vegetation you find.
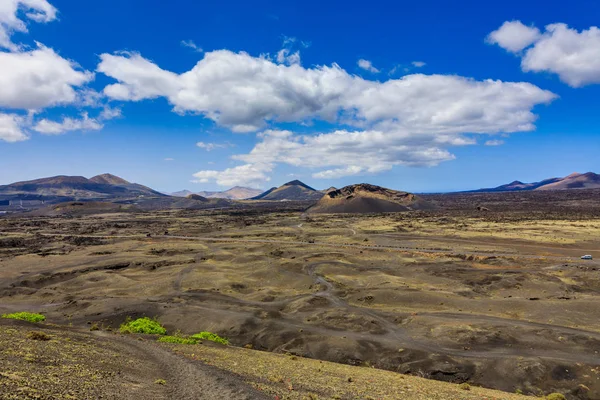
[545,394,566,400]
[26,331,51,341]
[154,379,167,385]
[191,332,229,345]
[158,335,197,344]
[119,317,166,335]
[1,312,46,323]
[459,383,471,391]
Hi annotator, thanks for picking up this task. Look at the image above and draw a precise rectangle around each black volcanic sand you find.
[1,194,600,399]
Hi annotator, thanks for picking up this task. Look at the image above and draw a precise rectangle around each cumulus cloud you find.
[0,112,28,142]
[357,58,380,73]
[489,21,600,87]
[485,139,504,146]
[412,61,426,68]
[276,48,301,65]
[32,113,102,135]
[196,141,234,151]
[0,44,94,110]
[181,39,202,52]
[98,50,554,133]
[487,20,541,53]
[313,166,365,179]
[97,49,556,185]
[99,106,121,120]
[192,163,271,187]
[0,0,57,51]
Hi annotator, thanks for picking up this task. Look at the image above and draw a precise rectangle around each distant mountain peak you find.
[472,172,600,192]
[282,180,315,191]
[90,173,130,186]
[251,180,321,201]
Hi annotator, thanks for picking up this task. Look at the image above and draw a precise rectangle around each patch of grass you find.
[191,332,229,345]
[459,383,471,391]
[154,379,166,385]
[119,317,166,335]
[546,394,566,400]
[26,331,51,341]
[158,335,197,345]
[1,312,45,323]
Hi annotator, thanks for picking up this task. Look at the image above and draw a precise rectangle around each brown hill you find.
[251,180,322,201]
[185,194,208,201]
[307,183,433,214]
[89,173,131,186]
[0,174,164,201]
[535,172,600,190]
[472,172,600,192]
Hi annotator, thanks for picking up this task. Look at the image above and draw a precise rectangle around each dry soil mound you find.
[307,183,433,214]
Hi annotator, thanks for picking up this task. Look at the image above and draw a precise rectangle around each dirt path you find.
[92,330,270,400]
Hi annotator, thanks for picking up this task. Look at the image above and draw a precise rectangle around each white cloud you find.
[489,22,600,87]
[357,58,380,73]
[98,52,179,101]
[0,44,94,110]
[412,61,426,68]
[313,166,365,179]
[99,49,554,135]
[192,163,271,187]
[99,106,121,120]
[181,39,202,53]
[164,157,174,161]
[98,49,556,184]
[485,139,504,146]
[196,141,234,151]
[32,112,102,135]
[276,48,301,65]
[0,0,57,51]
[276,36,302,66]
[0,112,28,142]
[486,20,541,53]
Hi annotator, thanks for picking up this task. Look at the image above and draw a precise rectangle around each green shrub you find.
[546,394,566,400]
[158,335,197,344]
[119,317,166,335]
[191,332,229,345]
[459,383,471,391]
[1,312,45,323]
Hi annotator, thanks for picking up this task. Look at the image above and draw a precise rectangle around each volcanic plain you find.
[1,190,599,399]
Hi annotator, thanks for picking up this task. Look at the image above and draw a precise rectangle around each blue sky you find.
[0,0,599,193]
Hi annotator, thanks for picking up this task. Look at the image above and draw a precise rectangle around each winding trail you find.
[91,331,270,400]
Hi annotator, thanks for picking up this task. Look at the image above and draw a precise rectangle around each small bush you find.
[158,335,197,345]
[119,317,166,335]
[2,312,45,323]
[546,394,566,400]
[191,332,229,345]
[459,383,471,391]
[154,379,166,385]
[27,331,51,341]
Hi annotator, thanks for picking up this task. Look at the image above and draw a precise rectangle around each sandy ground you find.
[1,202,600,399]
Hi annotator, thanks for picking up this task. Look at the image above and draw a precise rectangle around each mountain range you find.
[0,174,164,200]
[473,172,600,192]
[170,186,262,200]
